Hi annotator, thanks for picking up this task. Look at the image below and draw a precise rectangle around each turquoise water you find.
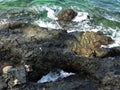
[0,0,120,83]
[0,0,120,28]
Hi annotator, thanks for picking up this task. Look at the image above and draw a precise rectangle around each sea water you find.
[0,0,120,83]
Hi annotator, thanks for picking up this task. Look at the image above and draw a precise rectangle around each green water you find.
[0,0,120,28]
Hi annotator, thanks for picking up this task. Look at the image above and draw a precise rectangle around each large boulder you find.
[69,31,114,57]
[57,9,77,21]
[0,21,120,90]
[57,9,77,28]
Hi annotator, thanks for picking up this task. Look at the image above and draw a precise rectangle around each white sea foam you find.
[34,7,120,48]
[33,6,62,29]
[72,12,89,22]
[45,7,58,20]
[101,35,120,48]
[37,69,75,83]
[34,20,61,29]
[34,6,120,83]
[100,27,120,48]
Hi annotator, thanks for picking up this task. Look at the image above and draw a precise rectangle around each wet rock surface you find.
[57,9,77,28]
[0,20,120,90]
[57,9,77,21]
[0,7,40,23]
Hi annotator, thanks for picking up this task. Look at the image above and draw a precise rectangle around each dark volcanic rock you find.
[3,65,26,88]
[13,75,98,90]
[0,7,39,23]
[0,76,7,90]
[108,47,120,56]
[0,21,120,90]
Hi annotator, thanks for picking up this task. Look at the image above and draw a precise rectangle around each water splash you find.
[34,7,120,48]
[0,0,120,47]
[37,69,75,83]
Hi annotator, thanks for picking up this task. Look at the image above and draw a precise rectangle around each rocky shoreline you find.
[0,9,120,90]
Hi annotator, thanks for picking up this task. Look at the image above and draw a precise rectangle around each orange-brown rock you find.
[69,31,114,57]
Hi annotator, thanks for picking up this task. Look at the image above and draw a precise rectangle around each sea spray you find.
[34,8,120,48]
[37,69,75,83]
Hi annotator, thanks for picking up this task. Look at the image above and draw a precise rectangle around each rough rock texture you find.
[0,20,24,30]
[2,65,26,89]
[13,75,99,90]
[57,9,77,28]
[0,76,7,90]
[0,7,40,23]
[0,22,120,90]
[57,9,77,21]
[70,31,113,57]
